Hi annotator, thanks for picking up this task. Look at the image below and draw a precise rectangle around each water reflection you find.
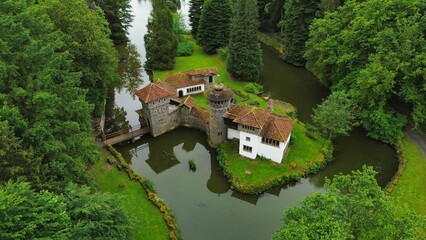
[116,43,144,94]
[104,88,129,134]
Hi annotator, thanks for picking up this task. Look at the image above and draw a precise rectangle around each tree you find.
[197,0,233,53]
[62,184,132,239]
[0,121,47,190]
[227,0,263,81]
[90,0,134,44]
[0,181,71,239]
[145,0,178,70]
[312,91,356,139]
[273,166,426,240]
[0,182,132,239]
[38,0,119,116]
[0,0,97,190]
[189,0,204,36]
[279,0,319,66]
[305,0,426,143]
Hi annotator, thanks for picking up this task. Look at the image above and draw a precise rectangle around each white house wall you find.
[227,128,240,139]
[177,84,205,97]
[238,131,261,159]
[257,133,291,163]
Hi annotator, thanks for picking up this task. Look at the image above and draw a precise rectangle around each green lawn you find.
[391,137,426,215]
[219,123,332,194]
[154,36,268,109]
[90,149,169,240]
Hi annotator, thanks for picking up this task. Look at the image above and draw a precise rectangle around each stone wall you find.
[179,107,209,134]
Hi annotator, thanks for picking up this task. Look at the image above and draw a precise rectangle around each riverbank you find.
[90,148,172,240]
[390,136,426,215]
[218,124,333,194]
[258,32,285,55]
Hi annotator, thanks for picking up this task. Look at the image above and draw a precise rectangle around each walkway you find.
[103,125,150,145]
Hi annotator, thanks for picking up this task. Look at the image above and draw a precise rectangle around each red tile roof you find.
[224,104,294,142]
[164,72,204,89]
[260,114,294,142]
[180,95,195,109]
[190,107,211,122]
[184,67,218,76]
[134,83,172,103]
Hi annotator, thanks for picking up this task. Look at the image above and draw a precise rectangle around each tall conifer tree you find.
[279,0,319,66]
[197,0,233,53]
[189,0,204,36]
[144,0,178,70]
[227,0,263,81]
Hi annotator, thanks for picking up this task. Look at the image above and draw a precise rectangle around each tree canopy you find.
[305,0,426,143]
[189,0,205,36]
[312,91,356,139]
[197,0,233,53]
[273,166,426,240]
[144,0,178,70]
[227,0,263,81]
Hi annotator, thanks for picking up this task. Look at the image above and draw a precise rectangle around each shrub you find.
[143,179,156,193]
[177,40,193,57]
[243,82,263,94]
[290,134,296,145]
[188,160,196,170]
[289,162,297,169]
[305,123,318,133]
[217,47,229,60]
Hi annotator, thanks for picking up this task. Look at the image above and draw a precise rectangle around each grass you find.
[219,123,331,194]
[391,137,426,215]
[258,32,285,55]
[90,149,169,240]
[191,93,209,109]
[154,36,268,109]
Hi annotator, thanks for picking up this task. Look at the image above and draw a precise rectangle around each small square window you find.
[246,137,250,141]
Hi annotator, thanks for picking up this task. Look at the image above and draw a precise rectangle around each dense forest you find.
[0,0,133,238]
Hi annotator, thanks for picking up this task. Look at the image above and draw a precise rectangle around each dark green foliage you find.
[189,0,204,36]
[39,0,119,116]
[305,0,426,143]
[227,0,263,81]
[0,182,132,239]
[279,0,319,66]
[145,0,178,70]
[143,179,156,193]
[197,0,233,53]
[116,43,144,93]
[0,0,97,190]
[177,39,194,56]
[217,47,229,60]
[0,181,71,239]
[312,91,356,139]
[317,0,344,17]
[189,160,197,170]
[273,166,426,239]
[243,83,264,94]
[91,0,134,44]
[266,0,285,31]
[62,184,132,239]
[0,122,46,190]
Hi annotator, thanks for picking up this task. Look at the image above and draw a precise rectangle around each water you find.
[107,1,399,239]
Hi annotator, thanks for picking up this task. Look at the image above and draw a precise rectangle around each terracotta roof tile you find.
[134,83,172,103]
[164,72,204,89]
[184,67,218,76]
[190,107,211,122]
[180,95,195,109]
[260,114,294,142]
[233,106,271,128]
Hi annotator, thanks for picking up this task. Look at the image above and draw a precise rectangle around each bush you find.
[290,134,296,145]
[143,179,156,193]
[188,160,196,170]
[217,47,228,60]
[243,82,263,94]
[177,40,193,57]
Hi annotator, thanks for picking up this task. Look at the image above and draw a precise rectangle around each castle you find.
[135,68,294,163]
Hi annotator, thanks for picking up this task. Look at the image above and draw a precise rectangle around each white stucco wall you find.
[227,128,240,139]
[257,133,291,163]
[238,131,261,159]
[177,84,205,97]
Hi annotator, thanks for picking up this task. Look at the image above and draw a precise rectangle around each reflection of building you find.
[135,68,294,163]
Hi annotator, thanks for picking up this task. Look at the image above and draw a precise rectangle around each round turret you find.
[204,83,234,103]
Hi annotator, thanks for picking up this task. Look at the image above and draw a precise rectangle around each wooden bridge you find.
[103,124,150,145]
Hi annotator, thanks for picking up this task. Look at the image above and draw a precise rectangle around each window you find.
[243,145,252,153]
[261,137,279,147]
[218,132,223,136]
[159,118,164,123]
[242,125,255,131]
[246,137,250,142]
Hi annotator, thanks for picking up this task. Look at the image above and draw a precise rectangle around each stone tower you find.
[205,83,234,146]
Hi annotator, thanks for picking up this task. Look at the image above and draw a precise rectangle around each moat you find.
[105,0,399,239]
